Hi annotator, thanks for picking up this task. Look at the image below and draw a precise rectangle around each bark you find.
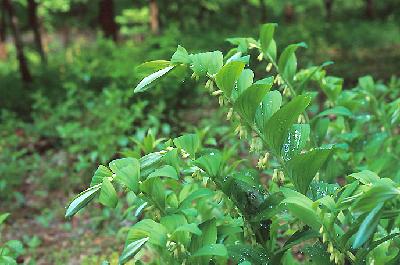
[324,0,334,21]
[27,0,46,63]
[0,1,7,60]
[149,0,159,35]
[3,0,32,82]
[284,3,294,23]
[260,0,268,22]
[365,0,374,19]
[98,0,118,41]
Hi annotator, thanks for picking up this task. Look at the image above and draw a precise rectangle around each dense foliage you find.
[65,24,400,264]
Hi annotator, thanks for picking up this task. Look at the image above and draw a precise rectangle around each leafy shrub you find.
[0,213,24,264]
[66,24,400,264]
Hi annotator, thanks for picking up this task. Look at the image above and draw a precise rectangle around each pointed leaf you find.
[260,23,278,60]
[118,237,149,265]
[65,184,101,218]
[109,158,140,192]
[134,66,174,93]
[194,151,222,178]
[148,165,178,180]
[90,165,112,186]
[126,219,167,247]
[192,244,228,258]
[99,178,118,208]
[286,147,332,194]
[171,45,191,64]
[190,51,223,75]
[215,61,245,97]
[173,134,200,158]
[278,43,306,82]
[255,90,282,132]
[281,124,310,161]
[264,95,311,155]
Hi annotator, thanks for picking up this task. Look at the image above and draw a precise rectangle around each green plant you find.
[66,24,400,264]
[0,213,24,264]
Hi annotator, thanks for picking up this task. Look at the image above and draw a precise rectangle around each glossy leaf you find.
[126,219,167,247]
[316,106,353,118]
[173,223,202,236]
[260,23,278,61]
[255,90,282,132]
[173,134,200,158]
[286,147,332,194]
[194,152,222,178]
[190,51,223,75]
[352,202,384,249]
[192,244,228,257]
[118,237,149,265]
[65,184,101,218]
[90,165,112,186]
[281,123,310,161]
[171,45,191,64]
[148,165,179,180]
[215,61,245,97]
[264,95,311,155]
[234,77,273,124]
[109,158,140,192]
[134,66,174,93]
[232,69,254,100]
[278,43,306,82]
[99,178,118,208]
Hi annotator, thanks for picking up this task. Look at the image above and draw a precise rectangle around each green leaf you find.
[173,223,202,236]
[65,184,101,218]
[190,218,218,264]
[228,244,270,264]
[352,202,384,249]
[141,177,166,210]
[173,134,200,158]
[286,147,332,194]
[255,90,282,132]
[215,61,245,98]
[194,151,222,178]
[192,244,228,258]
[305,241,334,265]
[0,213,10,225]
[278,43,306,82]
[134,66,174,93]
[179,188,214,209]
[281,124,310,161]
[190,51,223,75]
[148,165,178,180]
[126,219,167,247]
[232,69,254,100]
[109,158,140,193]
[348,170,380,185]
[234,78,273,124]
[90,165,112,186]
[171,45,191,64]
[252,192,284,222]
[260,23,278,61]
[139,152,164,177]
[264,95,311,155]
[316,106,353,118]
[118,237,149,265]
[99,178,118,208]
[282,188,321,230]
[135,60,171,76]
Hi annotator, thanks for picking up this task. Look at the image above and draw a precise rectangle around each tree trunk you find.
[324,0,334,21]
[284,3,294,23]
[0,1,7,60]
[365,0,374,19]
[27,0,46,63]
[98,0,118,41]
[3,0,32,82]
[149,0,159,35]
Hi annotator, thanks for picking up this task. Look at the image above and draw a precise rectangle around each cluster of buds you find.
[205,79,214,92]
[234,124,247,139]
[257,152,270,170]
[190,72,200,81]
[274,74,282,86]
[158,146,174,155]
[226,108,233,121]
[272,169,285,184]
[282,86,291,97]
[319,226,345,265]
[249,137,263,153]
[180,148,190,159]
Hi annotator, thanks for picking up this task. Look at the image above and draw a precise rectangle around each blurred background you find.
[0,0,399,264]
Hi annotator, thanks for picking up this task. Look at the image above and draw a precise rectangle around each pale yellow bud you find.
[266,63,273,72]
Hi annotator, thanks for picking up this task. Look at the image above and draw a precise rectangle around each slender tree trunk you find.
[3,0,32,82]
[324,0,334,21]
[149,0,159,35]
[0,1,7,60]
[365,0,374,19]
[284,3,294,23]
[98,0,118,41]
[27,0,46,63]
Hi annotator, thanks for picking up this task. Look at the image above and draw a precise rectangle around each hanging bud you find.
[180,149,190,159]
[272,169,278,182]
[227,108,233,120]
[212,90,223,96]
[266,63,273,72]
[283,86,291,97]
[278,171,285,182]
[218,96,224,106]
[205,79,211,89]
[234,125,241,136]
[319,226,324,234]
[257,53,263,61]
